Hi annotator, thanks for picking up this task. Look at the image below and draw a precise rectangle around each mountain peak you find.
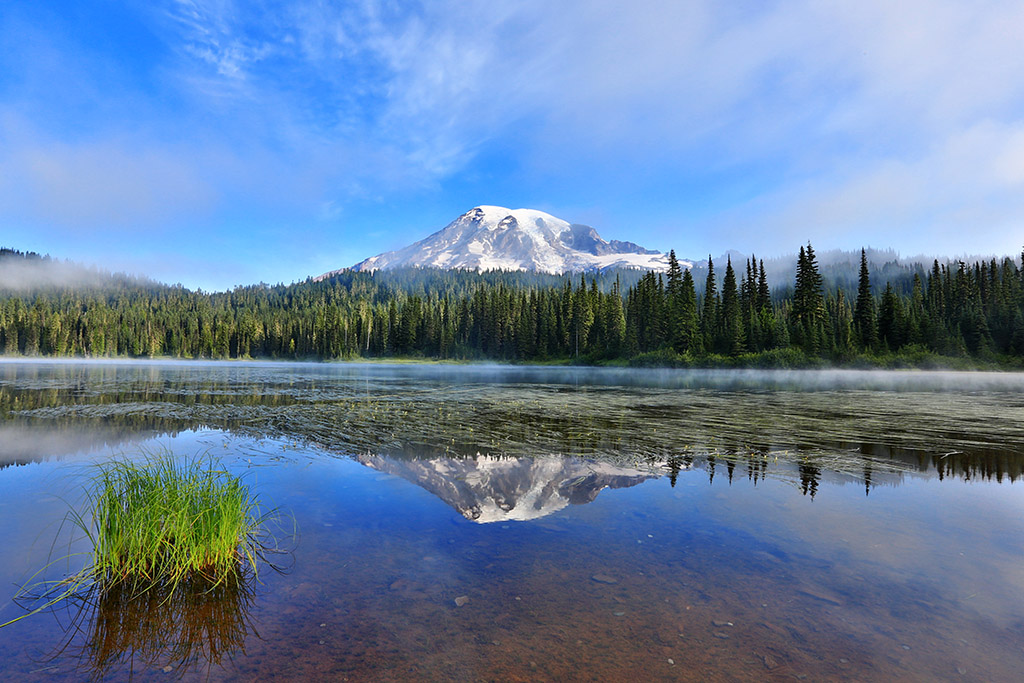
[341,206,684,275]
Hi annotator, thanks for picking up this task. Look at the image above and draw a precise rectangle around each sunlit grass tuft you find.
[2,452,287,629]
[84,455,269,589]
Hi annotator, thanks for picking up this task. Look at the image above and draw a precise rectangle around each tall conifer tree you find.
[793,243,824,353]
[720,257,744,355]
[854,248,877,350]
[700,256,718,352]
[678,269,700,354]
[666,250,684,351]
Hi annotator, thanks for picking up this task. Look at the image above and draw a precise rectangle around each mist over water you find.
[8,356,1024,392]
[4,359,1022,482]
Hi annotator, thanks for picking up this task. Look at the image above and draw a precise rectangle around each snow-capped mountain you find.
[339,206,686,275]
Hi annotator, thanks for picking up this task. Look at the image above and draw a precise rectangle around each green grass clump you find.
[85,455,268,589]
[3,453,284,629]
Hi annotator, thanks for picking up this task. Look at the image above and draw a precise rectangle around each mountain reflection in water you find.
[356,453,660,522]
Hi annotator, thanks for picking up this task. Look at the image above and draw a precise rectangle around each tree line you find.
[1,245,1023,366]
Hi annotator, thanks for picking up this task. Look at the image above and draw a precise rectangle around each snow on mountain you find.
[334,206,688,276]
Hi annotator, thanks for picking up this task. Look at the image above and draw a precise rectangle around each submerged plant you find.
[2,452,289,629]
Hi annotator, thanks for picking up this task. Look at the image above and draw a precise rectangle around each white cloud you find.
[706,119,1024,256]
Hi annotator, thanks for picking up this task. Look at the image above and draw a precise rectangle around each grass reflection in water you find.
[47,567,257,679]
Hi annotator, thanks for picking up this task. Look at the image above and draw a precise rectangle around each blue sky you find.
[2,1,1024,290]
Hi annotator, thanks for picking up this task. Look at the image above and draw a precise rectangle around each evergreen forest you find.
[2,245,1023,368]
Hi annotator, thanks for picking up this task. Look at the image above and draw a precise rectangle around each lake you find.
[1,360,1023,681]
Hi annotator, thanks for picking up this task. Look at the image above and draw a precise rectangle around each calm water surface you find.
[1,360,1024,681]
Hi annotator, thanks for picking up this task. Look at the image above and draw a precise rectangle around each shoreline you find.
[1,353,1023,375]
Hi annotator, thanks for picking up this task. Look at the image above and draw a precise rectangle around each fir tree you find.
[665,250,685,352]
[878,283,904,351]
[720,257,744,355]
[700,256,718,353]
[792,243,824,353]
[678,269,700,354]
[854,248,877,350]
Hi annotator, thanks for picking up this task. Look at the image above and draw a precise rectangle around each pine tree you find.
[720,257,744,355]
[878,283,904,351]
[854,248,877,350]
[678,269,700,354]
[605,277,627,356]
[793,243,825,354]
[700,256,718,353]
[757,260,771,311]
[665,250,685,352]
[830,290,853,356]
[900,274,923,346]
[740,257,756,348]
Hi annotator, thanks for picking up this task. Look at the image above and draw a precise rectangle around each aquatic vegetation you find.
[84,455,272,588]
[1,452,287,628]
